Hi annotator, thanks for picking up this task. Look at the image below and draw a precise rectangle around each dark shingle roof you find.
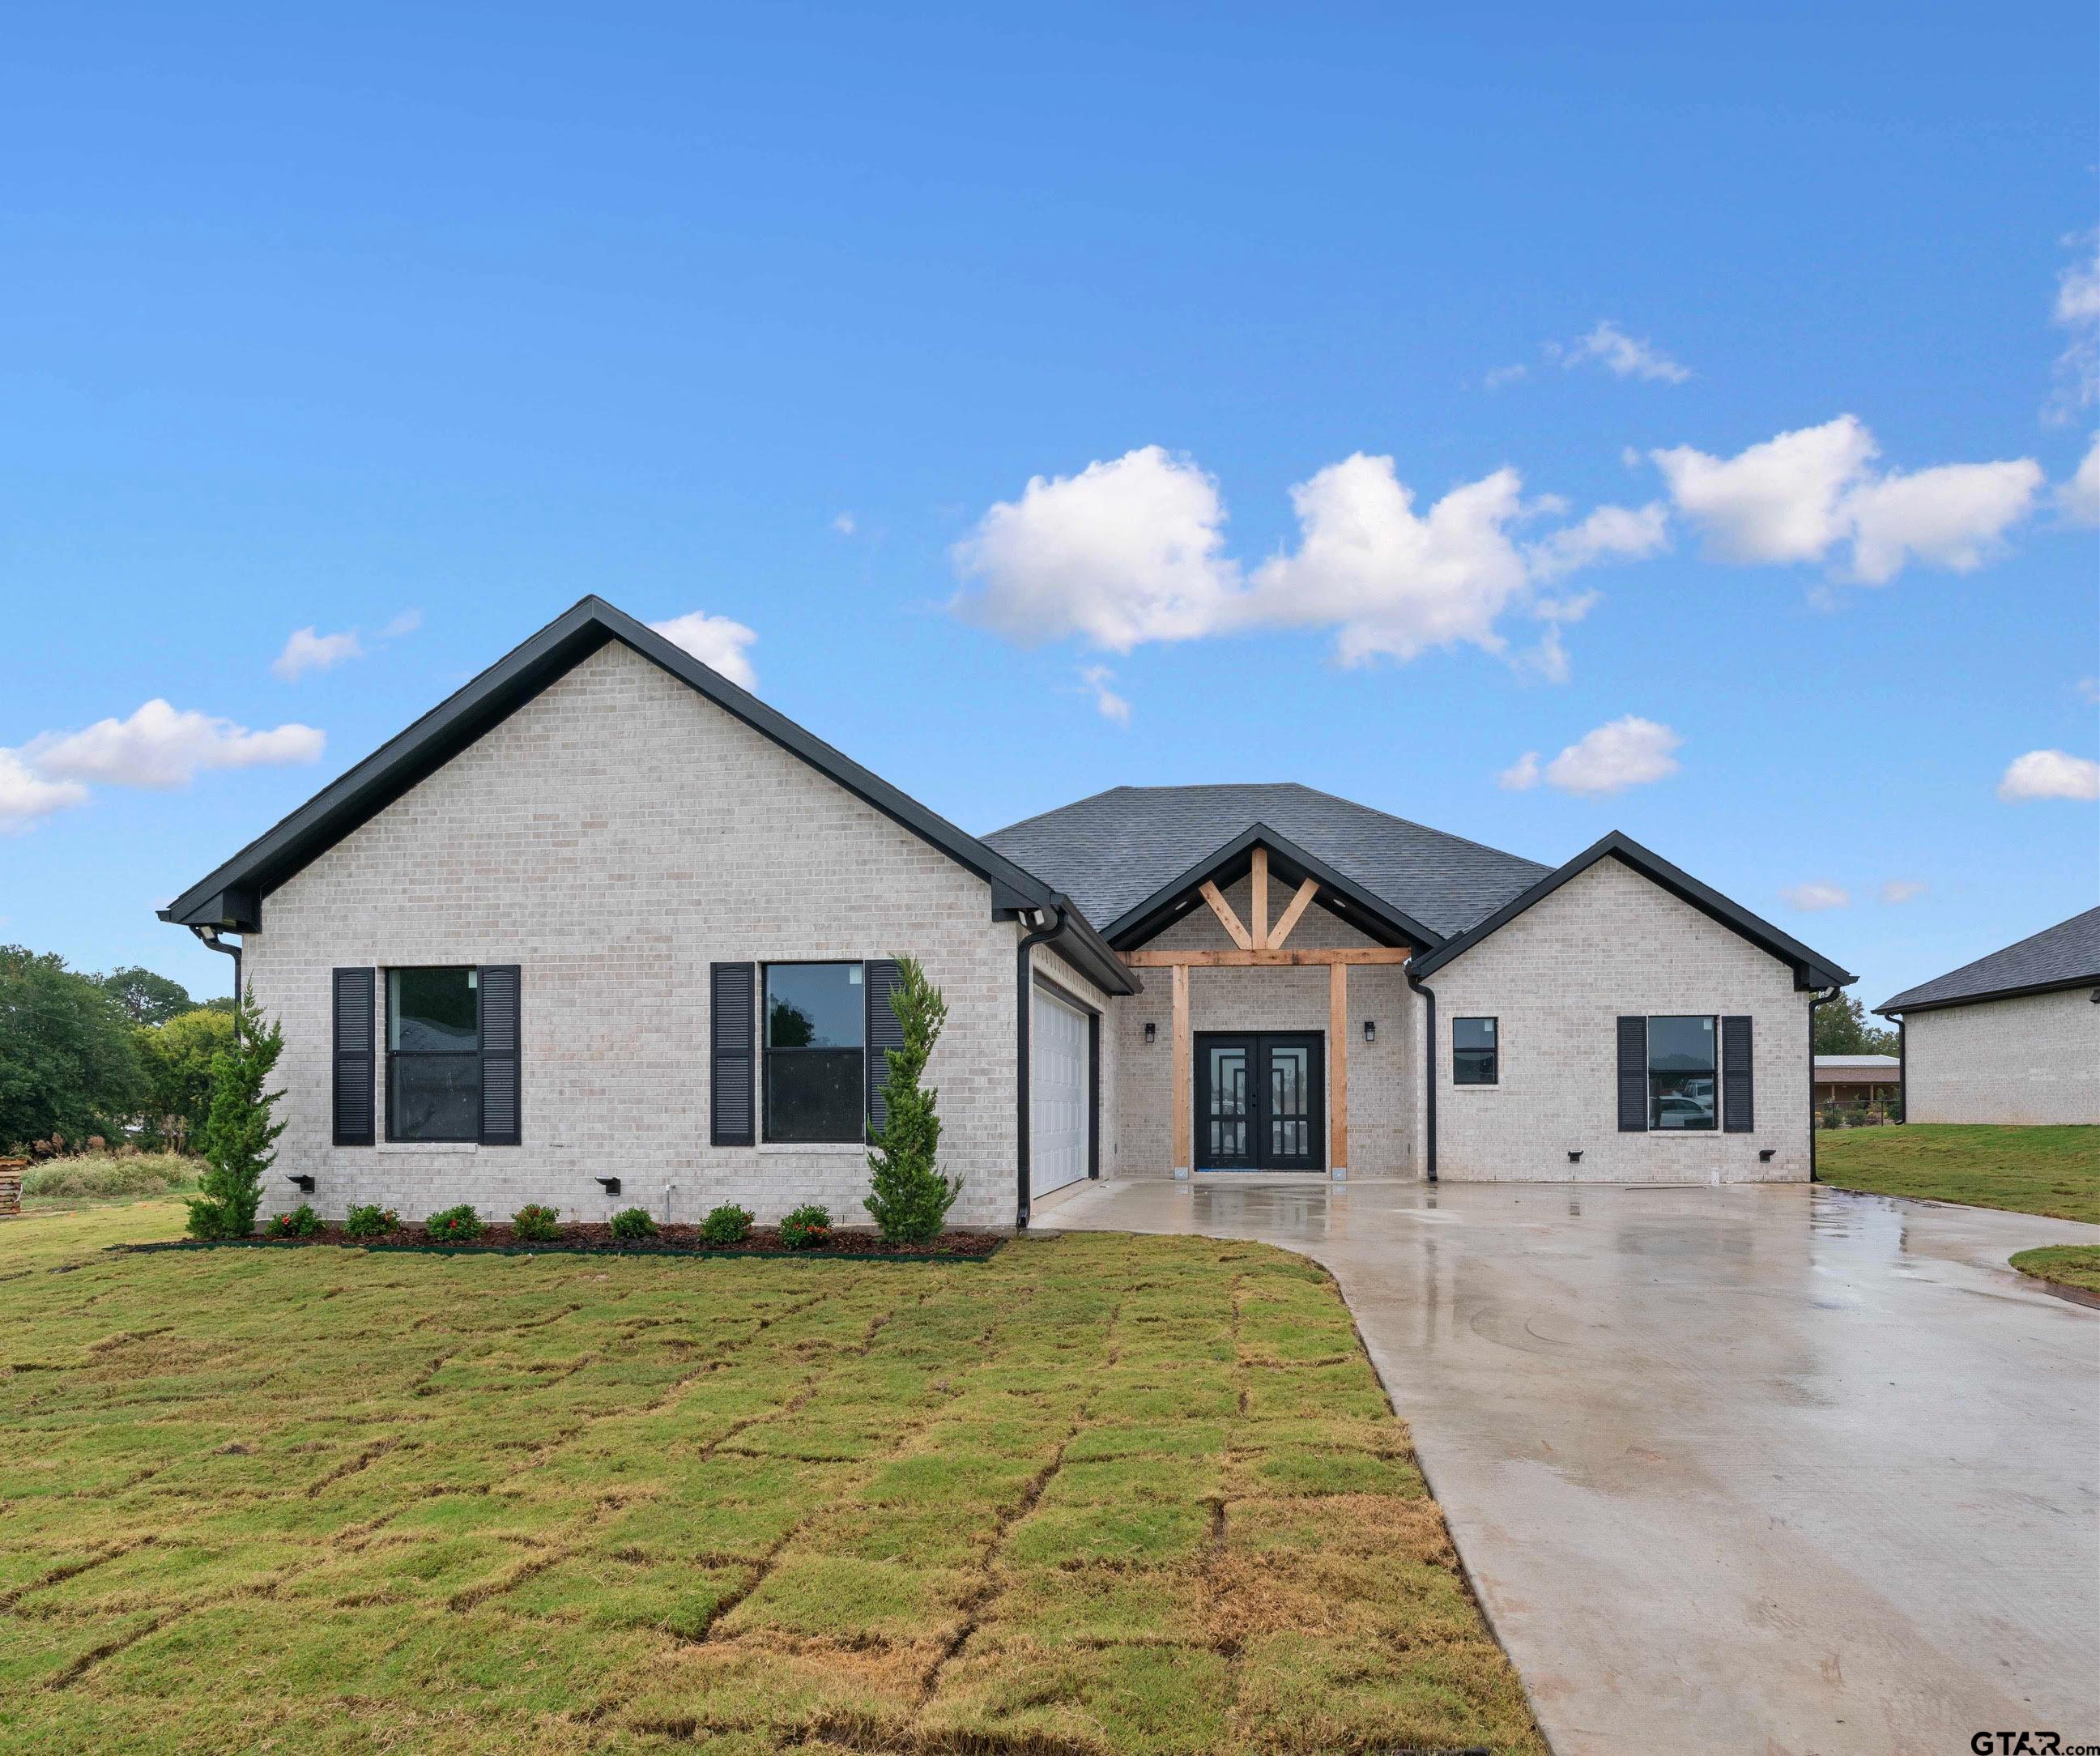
[982,783,1550,941]
[1877,905,2100,1015]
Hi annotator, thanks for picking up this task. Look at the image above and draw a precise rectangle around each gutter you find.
[1405,966,1438,1182]
[1807,985,1842,1181]
[189,927,243,1034]
[1897,1015,1906,1126]
[1014,901,1068,1232]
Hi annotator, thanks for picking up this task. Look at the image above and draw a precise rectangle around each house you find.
[1812,1055,1901,1113]
[1876,907,2100,1125]
[160,598,1855,1230]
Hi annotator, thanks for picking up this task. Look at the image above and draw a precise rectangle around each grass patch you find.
[1817,1123,2099,1222]
[15,1154,202,1212]
[2008,1245,2100,1295]
[0,1199,1542,1754]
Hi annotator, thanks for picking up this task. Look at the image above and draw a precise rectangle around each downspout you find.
[190,927,243,1034]
[1406,966,1437,1183]
[1895,1014,1906,1127]
[1015,901,1068,1232]
[1807,985,1841,1182]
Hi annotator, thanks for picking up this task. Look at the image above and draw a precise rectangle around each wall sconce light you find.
[1758,1149,1776,1163]
[1566,1150,1583,1165]
[594,1177,623,1197]
[287,1174,316,1193]
[1361,1020,1375,1044]
[1144,1021,1156,1044]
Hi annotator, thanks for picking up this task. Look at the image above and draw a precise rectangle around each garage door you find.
[1031,988,1090,1199]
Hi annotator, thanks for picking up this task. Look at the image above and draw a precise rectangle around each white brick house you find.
[161,598,1855,1229]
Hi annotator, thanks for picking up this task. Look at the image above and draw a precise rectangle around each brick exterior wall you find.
[1902,987,2100,1124]
[244,641,1041,1230]
[1110,875,1419,1178]
[1422,857,1812,1182]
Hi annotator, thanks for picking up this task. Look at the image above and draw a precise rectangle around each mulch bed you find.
[116,1221,1004,1263]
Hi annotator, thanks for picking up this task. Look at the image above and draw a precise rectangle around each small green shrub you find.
[780,1204,831,1251]
[266,1204,322,1239]
[699,1203,753,1246]
[864,955,959,1243]
[424,1204,483,1242]
[512,1204,561,1242]
[343,1204,398,1239]
[608,1206,658,1242]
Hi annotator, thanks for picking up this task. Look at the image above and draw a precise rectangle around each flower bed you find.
[117,1219,1003,1261]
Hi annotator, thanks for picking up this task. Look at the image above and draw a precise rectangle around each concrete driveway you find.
[1033,1176,2100,1755]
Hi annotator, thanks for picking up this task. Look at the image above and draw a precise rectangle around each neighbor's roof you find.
[982,783,1550,944]
[1877,905,2100,1016]
[1814,1055,1900,1069]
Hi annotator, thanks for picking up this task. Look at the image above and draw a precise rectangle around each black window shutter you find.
[1617,1016,1647,1132]
[711,962,756,1146]
[1722,1015,1753,1132]
[479,965,522,1145]
[333,968,376,1146]
[865,960,905,1136]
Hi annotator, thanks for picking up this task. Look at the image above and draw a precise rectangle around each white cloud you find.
[380,609,423,639]
[2050,233,2100,422]
[1996,748,2100,803]
[832,513,857,535]
[1078,665,1131,726]
[1880,880,1928,904]
[1523,502,1670,582]
[649,611,759,689]
[1533,716,1683,795]
[2077,676,2100,705]
[1780,881,1850,912]
[1497,751,1540,791]
[24,701,325,790]
[1482,363,1529,390]
[0,749,88,833]
[1651,415,2042,583]
[1556,319,1691,384]
[2060,432,2100,526]
[272,626,364,681]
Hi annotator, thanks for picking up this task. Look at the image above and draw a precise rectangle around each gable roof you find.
[1408,830,1855,990]
[1876,905,2100,1016]
[158,596,1138,997]
[982,783,1549,944]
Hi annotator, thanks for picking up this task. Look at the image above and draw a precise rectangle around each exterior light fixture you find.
[594,1177,622,1197]
[1567,1150,1583,1164]
[1361,1020,1375,1044]
[1759,1149,1776,1162]
[287,1174,316,1193]
[1144,1021,1156,1044]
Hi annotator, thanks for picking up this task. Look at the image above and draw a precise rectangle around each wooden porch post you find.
[1250,846,1270,950]
[1171,961,1191,1176]
[1329,960,1348,1176]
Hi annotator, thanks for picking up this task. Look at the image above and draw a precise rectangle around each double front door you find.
[1195,1033,1325,1171]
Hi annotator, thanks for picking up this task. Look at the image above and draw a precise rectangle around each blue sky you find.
[4,2,2096,1012]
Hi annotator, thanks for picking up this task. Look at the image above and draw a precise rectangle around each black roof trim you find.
[1876,974,2099,1017]
[1408,830,1855,990]
[1874,904,2099,1017]
[1105,822,1441,952]
[157,596,1137,997]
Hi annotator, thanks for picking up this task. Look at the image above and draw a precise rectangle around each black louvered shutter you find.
[711,962,756,1146]
[479,965,522,1145]
[333,968,376,1146]
[1617,1016,1647,1132]
[864,960,905,1136]
[1721,1015,1753,1132]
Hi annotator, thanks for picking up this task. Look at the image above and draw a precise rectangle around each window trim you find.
[761,960,869,1145]
[1451,1015,1499,1087]
[385,965,483,1144]
[1645,1012,1719,1133]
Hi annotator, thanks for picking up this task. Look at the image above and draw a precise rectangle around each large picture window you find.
[387,968,479,1142]
[1647,1015,1717,1131]
[1452,1017,1498,1085]
[765,963,865,1143]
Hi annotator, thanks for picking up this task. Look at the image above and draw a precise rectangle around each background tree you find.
[99,965,195,1027]
[864,957,958,1243]
[0,944,147,1148]
[137,1006,239,1152]
[1813,991,1899,1058]
[186,988,286,1239]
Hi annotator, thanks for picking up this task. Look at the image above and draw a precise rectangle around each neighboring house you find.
[160,598,1855,1230]
[1812,1055,1901,1109]
[1876,908,2100,1126]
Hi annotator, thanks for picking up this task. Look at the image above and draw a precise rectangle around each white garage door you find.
[1031,988,1090,1199]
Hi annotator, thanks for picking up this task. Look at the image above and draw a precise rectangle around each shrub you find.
[780,1204,831,1251]
[267,1204,322,1239]
[608,1206,658,1242]
[700,1203,753,1247]
[344,1204,398,1239]
[21,1153,200,1202]
[185,991,286,1240]
[864,955,959,1244]
[512,1204,561,1242]
[424,1204,483,1242]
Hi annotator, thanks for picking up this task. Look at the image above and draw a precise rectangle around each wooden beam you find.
[1171,962,1191,1173]
[1125,946,1412,969]
[1250,846,1270,950]
[1198,880,1253,951]
[1329,960,1348,1175]
[1268,877,1319,950]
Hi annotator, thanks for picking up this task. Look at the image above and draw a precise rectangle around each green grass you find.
[15,1153,202,1213]
[2008,1246,2100,1295]
[0,1200,1541,1755]
[1816,1124,2100,1222]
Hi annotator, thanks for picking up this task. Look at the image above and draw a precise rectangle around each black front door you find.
[1195,1033,1325,1171]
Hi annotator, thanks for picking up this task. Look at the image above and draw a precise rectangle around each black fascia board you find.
[1408,830,1856,991]
[1875,974,2099,1017]
[1103,821,1441,953]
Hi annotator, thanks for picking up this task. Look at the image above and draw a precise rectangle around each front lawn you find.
[1816,1123,2100,1223]
[2008,1246,2100,1296]
[0,1200,1540,1754]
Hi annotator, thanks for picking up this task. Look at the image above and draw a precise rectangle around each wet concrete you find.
[1036,1177,2100,1755]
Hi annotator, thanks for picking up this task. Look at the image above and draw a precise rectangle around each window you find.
[1648,1015,1717,1131]
[764,963,864,1143]
[388,968,479,1141]
[1452,1017,1498,1085]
